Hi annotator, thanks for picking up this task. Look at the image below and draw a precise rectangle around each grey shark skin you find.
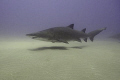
[26,24,106,43]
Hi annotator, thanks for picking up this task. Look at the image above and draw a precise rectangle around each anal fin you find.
[89,36,94,42]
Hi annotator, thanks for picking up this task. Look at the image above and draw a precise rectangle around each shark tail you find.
[99,27,107,31]
[88,27,107,42]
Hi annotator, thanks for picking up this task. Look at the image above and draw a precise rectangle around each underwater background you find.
[0,0,120,80]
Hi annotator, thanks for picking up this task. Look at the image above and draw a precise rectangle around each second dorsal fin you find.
[81,28,86,33]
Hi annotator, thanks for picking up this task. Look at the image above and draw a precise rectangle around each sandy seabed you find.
[0,37,120,80]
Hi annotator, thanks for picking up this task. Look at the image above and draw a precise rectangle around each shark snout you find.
[26,34,30,36]
[26,34,31,36]
[26,33,36,36]
[26,34,38,39]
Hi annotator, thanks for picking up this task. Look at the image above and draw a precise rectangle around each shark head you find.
[26,31,52,41]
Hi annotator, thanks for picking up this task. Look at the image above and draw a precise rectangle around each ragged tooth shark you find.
[26,24,106,44]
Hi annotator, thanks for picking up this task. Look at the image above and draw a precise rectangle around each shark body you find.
[26,24,106,44]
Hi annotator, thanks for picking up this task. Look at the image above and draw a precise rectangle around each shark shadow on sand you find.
[29,46,86,51]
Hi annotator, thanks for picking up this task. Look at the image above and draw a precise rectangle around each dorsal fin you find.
[81,28,86,33]
[67,24,74,29]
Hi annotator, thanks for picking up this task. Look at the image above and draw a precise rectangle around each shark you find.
[26,24,106,44]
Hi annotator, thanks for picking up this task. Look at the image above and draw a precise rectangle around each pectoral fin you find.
[57,39,69,44]
[77,38,82,42]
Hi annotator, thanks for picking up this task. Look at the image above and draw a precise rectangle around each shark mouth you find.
[26,34,49,41]
[26,34,37,39]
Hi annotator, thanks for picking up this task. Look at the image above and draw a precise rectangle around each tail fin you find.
[88,27,107,42]
[104,27,107,30]
[100,27,107,30]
